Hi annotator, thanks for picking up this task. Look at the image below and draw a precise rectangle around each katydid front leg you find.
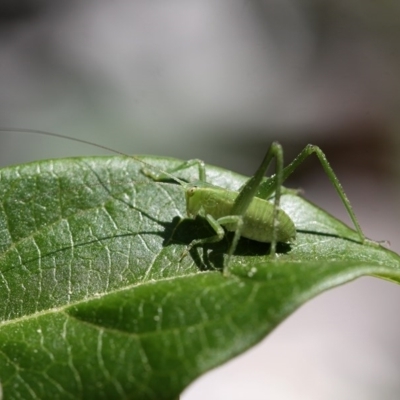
[142,159,206,182]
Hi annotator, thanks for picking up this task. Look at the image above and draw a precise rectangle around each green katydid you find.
[142,142,367,271]
[0,129,368,273]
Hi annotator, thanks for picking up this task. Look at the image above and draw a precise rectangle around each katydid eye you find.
[187,187,197,196]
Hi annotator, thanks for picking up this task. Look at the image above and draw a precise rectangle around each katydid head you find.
[185,185,200,217]
[185,181,223,218]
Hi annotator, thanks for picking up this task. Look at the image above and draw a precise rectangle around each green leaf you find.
[0,155,399,400]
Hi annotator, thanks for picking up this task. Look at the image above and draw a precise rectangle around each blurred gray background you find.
[1,1,400,398]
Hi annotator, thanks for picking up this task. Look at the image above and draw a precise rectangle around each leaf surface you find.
[0,155,399,399]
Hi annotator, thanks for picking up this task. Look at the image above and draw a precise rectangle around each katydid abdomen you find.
[185,185,296,244]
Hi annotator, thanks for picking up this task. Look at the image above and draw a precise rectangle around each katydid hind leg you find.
[241,144,366,243]
[281,145,365,242]
[229,142,284,258]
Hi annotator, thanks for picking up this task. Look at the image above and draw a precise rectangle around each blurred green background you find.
[0,1,399,399]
